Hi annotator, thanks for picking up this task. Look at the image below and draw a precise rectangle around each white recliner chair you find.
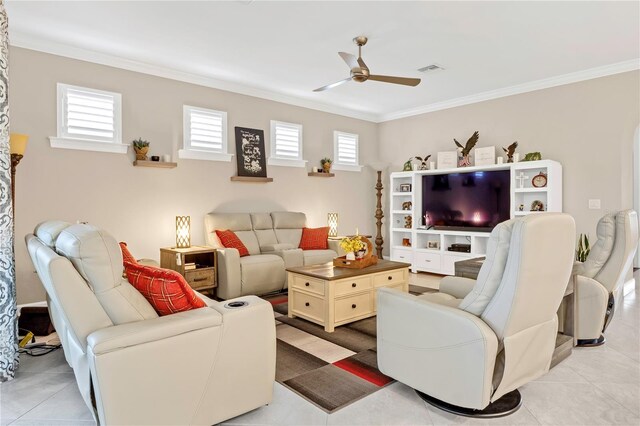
[574,210,638,346]
[26,221,276,425]
[377,213,575,417]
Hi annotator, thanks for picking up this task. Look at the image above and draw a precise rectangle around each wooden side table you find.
[160,246,217,295]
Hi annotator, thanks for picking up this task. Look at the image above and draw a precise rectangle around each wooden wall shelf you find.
[308,172,335,177]
[133,160,177,169]
[230,176,273,183]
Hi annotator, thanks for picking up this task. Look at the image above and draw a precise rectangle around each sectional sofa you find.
[205,211,342,299]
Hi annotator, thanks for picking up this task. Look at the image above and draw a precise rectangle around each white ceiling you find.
[6,1,640,122]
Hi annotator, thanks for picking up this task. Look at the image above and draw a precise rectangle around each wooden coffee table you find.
[286,260,410,332]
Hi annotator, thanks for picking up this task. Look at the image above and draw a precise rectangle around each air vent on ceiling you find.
[417,64,445,73]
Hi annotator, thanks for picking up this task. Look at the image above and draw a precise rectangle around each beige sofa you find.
[26,221,275,425]
[205,211,341,299]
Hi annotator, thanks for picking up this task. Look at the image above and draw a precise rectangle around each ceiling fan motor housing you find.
[352,68,369,83]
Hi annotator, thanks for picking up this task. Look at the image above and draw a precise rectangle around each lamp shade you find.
[10,133,28,155]
[175,216,191,248]
[327,213,338,237]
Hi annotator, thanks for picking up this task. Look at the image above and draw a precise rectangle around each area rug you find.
[264,285,433,413]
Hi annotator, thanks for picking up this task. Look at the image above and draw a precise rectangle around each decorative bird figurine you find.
[503,141,518,163]
[454,131,479,156]
[414,155,431,170]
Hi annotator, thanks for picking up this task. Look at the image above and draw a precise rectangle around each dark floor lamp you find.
[369,162,389,258]
[10,133,28,217]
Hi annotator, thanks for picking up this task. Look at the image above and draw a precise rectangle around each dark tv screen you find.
[422,170,511,231]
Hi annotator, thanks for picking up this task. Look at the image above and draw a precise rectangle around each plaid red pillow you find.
[119,242,138,265]
[299,227,329,250]
[124,262,206,316]
[215,229,250,257]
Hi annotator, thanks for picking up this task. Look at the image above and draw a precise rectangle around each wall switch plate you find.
[588,199,601,209]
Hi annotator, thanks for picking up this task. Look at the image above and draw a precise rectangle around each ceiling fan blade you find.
[368,75,421,87]
[338,52,360,72]
[357,57,369,71]
[313,77,352,92]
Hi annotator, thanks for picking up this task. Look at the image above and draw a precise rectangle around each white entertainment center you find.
[389,160,562,275]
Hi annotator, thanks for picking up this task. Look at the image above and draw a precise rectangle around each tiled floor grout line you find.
[518,403,543,425]
[564,348,640,420]
[8,379,77,425]
[418,396,436,426]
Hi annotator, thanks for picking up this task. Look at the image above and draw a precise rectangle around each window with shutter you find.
[50,83,126,153]
[179,105,232,162]
[268,120,306,167]
[333,131,362,171]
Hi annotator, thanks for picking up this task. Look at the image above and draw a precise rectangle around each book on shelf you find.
[184,262,196,270]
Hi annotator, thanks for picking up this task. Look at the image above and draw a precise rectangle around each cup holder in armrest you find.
[224,301,249,309]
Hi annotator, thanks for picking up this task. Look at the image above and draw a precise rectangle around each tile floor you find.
[1,272,638,426]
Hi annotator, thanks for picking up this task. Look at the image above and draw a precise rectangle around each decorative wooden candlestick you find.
[375,170,384,258]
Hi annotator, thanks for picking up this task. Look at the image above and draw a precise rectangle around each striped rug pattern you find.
[265,285,432,413]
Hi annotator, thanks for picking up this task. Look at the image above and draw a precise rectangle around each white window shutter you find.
[60,84,121,143]
[335,132,359,166]
[186,107,226,153]
[271,121,302,161]
[179,106,231,162]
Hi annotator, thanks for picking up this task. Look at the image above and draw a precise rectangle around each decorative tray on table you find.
[333,236,379,269]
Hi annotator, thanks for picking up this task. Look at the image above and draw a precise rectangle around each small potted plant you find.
[576,234,590,262]
[320,157,332,173]
[133,138,150,161]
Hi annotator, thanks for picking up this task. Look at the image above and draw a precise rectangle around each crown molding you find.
[9,31,380,123]
[10,31,639,124]
[379,58,640,122]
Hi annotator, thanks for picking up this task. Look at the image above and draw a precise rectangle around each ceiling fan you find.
[313,36,421,92]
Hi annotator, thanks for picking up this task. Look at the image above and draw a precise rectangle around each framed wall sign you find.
[474,146,496,167]
[437,151,458,170]
[235,127,267,178]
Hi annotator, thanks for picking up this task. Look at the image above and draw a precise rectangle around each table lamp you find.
[327,213,339,237]
[175,216,191,248]
[9,133,28,214]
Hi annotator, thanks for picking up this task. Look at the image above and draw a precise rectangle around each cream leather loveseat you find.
[26,221,276,425]
[205,211,341,299]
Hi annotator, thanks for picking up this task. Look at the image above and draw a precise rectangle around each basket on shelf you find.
[333,236,378,269]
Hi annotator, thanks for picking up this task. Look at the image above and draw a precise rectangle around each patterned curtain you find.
[0,1,18,382]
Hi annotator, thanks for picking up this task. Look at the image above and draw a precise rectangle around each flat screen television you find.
[422,170,510,232]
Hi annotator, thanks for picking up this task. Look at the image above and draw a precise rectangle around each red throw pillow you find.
[119,242,138,265]
[124,262,206,316]
[299,227,329,250]
[215,230,250,257]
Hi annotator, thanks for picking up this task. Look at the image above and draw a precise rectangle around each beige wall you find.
[10,47,379,304]
[379,71,640,254]
[10,46,640,303]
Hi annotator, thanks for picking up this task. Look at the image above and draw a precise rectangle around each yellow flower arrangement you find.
[340,235,365,253]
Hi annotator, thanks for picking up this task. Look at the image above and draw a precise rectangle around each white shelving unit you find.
[389,160,562,275]
[510,160,562,217]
